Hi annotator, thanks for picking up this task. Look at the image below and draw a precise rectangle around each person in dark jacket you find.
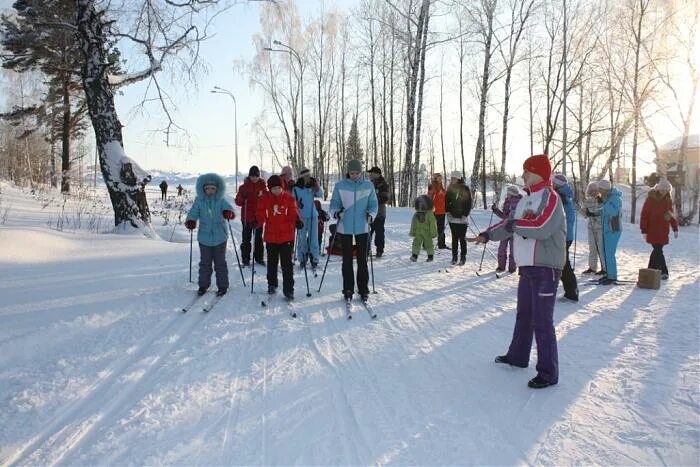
[469,154,566,389]
[367,166,391,258]
[640,179,679,280]
[552,173,579,301]
[177,184,184,196]
[185,173,235,296]
[256,175,301,300]
[491,185,522,273]
[445,171,472,265]
[235,166,267,266]
[159,180,168,201]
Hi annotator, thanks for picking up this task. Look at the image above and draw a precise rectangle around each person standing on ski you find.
[367,166,391,258]
[581,181,605,275]
[552,173,579,301]
[469,154,566,389]
[445,171,472,265]
[428,173,449,250]
[491,185,521,273]
[185,173,235,297]
[597,179,623,285]
[256,175,302,300]
[640,179,678,280]
[293,167,324,269]
[410,195,438,262]
[235,165,267,267]
[159,180,168,201]
[329,159,378,301]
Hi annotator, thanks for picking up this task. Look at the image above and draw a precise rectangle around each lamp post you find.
[264,40,304,167]
[211,86,238,189]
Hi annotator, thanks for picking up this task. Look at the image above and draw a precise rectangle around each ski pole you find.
[367,216,376,294]
[467,222,498,262]
[470,211,494,271]
[318,222,339,293]
[189,229,193,283]
[227,220,246,287]
[573,211,578,271]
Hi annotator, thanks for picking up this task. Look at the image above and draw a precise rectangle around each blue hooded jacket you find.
[292,177,324,221]
[555,183,576,242]
[601,187,623,237]
[187,173,234,246]
[329,175,378,235]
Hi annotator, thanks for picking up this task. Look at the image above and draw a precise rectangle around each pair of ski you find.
[344,297,377,320]
[181,293,223,313]
[260,292,298,318]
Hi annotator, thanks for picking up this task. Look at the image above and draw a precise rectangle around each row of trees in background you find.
[248,0,698,223]
[0,0,697,228]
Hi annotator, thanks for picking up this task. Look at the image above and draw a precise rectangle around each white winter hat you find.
[552,173,568,187]
[598,179,611,191]
[506,185,520,195]
[586,181,599,195]
[655,179,672,191]
[450,170,463,180]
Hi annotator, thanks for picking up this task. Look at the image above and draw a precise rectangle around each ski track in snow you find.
[0,184,699,465]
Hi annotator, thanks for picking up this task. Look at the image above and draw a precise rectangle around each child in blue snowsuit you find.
[185,173,235,296]
[292,167,324,268]
[597,179,623,284]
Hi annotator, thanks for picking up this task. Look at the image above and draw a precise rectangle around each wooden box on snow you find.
[637,268,661,289]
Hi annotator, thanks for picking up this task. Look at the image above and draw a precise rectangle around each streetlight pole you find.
[265,40,304,167]
[211,86,238,189]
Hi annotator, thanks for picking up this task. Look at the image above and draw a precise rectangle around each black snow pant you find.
[341,233,369,296]
[241,223,264,264]
[267,241,294,295]
[648,243,669,276]
[370,215,386,255]
[435,214,447,248]
[198,241,229,290]
[449,223,468,260]
[560,240,578,298]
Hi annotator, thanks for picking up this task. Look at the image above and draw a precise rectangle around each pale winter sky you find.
[0,0,697,180]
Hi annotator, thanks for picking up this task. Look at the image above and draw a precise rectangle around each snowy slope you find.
[0,183,699,465]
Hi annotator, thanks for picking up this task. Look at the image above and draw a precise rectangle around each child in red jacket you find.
[640,180,679,280]
[256,175,303,299]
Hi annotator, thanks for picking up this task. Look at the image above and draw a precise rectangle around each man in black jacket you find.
[367,166,391,258]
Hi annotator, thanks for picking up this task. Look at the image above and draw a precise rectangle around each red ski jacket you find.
[256,191,299,244]
[235,177,267,224]
[640,190,678,245]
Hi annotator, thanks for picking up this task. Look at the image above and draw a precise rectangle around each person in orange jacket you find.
[428,173,448,249]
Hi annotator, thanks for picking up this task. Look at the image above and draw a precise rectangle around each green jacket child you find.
[410,194,438,262]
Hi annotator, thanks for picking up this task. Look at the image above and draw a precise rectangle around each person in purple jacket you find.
[469,154,566,389]
[491,185,522,273]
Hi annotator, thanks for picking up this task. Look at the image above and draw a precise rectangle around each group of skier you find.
[183,152,680,388]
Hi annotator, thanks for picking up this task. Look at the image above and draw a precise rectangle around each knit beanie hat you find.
[586,181,599,195]
[267,175,282,189]
[299,167,311,177]
[249,165,260,177]
[414,194,434,211]
[450,170,463,180]
[347,159,362,173]
[552,173,568,187]
[506,185,520,196]
[598,179,611,191]
[523,154,552,181]
[281,166,293,177]
[655,179,672,191]
[368,166,382,175]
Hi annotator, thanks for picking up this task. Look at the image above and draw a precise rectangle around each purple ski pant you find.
[506,266,561,384]
[497,237,515,271]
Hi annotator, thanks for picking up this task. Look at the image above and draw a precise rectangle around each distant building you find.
[656,134,700,189]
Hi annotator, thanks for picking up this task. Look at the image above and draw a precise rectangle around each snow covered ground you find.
[0,181,699,465]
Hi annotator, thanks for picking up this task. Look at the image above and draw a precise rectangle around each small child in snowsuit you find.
[491,185,521,273]
[410,194,438,262]
[185,173,235,297]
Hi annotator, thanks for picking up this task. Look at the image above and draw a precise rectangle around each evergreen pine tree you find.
[345,115,364,164]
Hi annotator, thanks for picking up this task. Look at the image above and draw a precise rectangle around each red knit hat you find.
[523,154,552,181]
[267,175,282,189]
